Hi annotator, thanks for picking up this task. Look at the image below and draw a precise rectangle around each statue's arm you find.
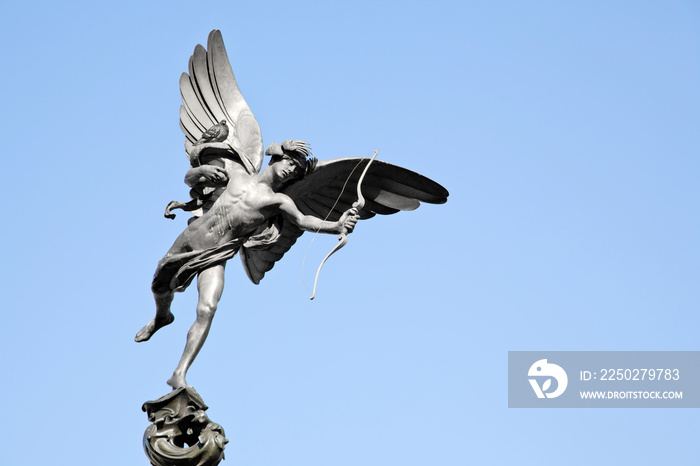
[184,165,229,188]
[277,195,358,235]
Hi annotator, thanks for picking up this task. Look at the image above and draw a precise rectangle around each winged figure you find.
[135,30,449,389]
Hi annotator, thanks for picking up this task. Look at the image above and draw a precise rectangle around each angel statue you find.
[135,30,449,390]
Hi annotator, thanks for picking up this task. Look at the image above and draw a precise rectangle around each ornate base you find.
[142,387,228,466]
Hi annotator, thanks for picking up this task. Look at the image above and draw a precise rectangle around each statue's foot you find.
[135,313,175,342]
[167,372,187,390]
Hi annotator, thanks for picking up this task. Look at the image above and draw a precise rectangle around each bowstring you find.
[299,157,366,294]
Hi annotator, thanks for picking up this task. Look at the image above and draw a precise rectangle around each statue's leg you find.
[167,263,225,389]
[135,291,175,342]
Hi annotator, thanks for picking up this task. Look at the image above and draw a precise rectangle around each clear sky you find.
[1,1,699,464]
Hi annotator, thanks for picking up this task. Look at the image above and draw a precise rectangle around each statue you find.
[136,30,449,391]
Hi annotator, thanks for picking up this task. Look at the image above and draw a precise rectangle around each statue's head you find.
[265,140,317,183]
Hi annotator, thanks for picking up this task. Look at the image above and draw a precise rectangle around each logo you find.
[528,359,568,398]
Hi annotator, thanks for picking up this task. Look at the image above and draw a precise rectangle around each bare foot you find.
[134,313,174,342]
[167,372,187,390]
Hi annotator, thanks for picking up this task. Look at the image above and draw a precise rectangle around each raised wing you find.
[179,29,264,174]
[240,157,449,284]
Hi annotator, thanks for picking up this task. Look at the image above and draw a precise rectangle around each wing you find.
[239,157,449,284]
[240,217,305,285]
[286,158,449,220]
[179,30,264,174]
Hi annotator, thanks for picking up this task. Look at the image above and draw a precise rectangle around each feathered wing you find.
[240,158,449,284]
[179,29,264,173]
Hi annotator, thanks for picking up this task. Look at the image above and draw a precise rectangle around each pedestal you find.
[142,387,228,466]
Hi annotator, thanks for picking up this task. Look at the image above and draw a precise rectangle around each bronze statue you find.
[136,30,449,391]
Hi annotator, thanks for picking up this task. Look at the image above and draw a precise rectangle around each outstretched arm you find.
[278,196,358,234]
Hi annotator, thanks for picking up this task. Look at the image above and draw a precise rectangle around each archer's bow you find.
[310,150,379,300]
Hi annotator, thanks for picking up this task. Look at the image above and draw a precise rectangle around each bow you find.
[310,150,379,300]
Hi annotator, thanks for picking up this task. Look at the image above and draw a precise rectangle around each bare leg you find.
[167,264,225,389]
[135,291,176,342]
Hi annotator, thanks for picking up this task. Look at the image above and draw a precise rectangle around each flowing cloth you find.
[151,239,244,294]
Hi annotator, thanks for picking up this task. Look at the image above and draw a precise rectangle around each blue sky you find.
[1,1,699,464]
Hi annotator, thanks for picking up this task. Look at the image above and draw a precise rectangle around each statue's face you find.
[271,155,303,183]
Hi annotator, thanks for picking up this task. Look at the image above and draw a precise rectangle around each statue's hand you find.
[338,208,359,234]
[199,165,228,183]
[186,165,229,187]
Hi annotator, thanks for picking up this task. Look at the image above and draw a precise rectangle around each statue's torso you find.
[182,163,279,251]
